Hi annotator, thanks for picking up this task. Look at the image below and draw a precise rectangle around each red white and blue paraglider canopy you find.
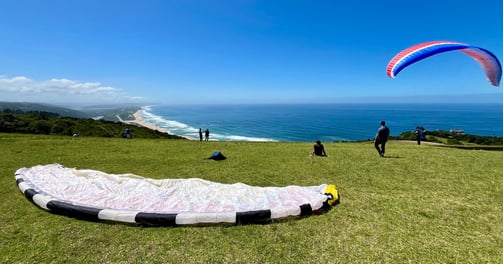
[386,41,502,87]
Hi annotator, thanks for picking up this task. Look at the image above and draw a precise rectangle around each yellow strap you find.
[323,184,339,206]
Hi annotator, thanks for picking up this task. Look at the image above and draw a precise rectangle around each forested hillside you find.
[0,111,183,139]
[396,130,503,145]
[0,101,141,122]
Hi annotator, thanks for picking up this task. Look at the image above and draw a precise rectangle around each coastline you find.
[121,110,165,133]
[119,104,503,142]
[125,110,193,140]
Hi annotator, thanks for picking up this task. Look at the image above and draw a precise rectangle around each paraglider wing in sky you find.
[458,47,502,86]
[386,41,502,86]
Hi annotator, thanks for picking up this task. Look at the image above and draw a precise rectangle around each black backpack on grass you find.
[208,151,226,161]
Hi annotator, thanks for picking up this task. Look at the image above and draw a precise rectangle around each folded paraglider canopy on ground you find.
[15,164,339,226]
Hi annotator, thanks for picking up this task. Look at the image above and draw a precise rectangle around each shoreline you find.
[124,110,194,140]
[122,107,503,145]
[119,112,499,146]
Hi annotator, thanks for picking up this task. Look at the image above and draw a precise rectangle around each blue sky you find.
[1,0,502,107]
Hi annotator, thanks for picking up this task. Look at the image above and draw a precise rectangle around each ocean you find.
[139,103,503,142]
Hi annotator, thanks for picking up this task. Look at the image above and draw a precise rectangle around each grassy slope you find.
[1,133,502,263]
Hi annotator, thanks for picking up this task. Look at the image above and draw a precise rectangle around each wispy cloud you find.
[0,75,146,106]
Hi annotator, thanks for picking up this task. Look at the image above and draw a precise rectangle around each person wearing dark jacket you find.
[312,140,327,157]
[374,121,390,157]
[204,128,210,141]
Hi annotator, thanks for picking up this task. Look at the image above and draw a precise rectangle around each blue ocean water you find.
[139,103,503,142]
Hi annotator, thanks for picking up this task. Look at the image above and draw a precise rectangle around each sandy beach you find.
[124,110,193,140]
[124,110,170,133]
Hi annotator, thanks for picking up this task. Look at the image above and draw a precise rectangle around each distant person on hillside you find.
[125,127,131,139]
[415,126,424,145]
[312,140,328,157]
[199,128,203,141]
[205,128,210,141]
[374,121,390,157]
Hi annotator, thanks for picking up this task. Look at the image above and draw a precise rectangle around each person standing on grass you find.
[199,128,203,141]
[205,128,210,141]
[374,120,390,157]
[125,127,131,139]
[415,126,422,145]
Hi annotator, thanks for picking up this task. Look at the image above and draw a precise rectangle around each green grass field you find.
[1,133,502,263]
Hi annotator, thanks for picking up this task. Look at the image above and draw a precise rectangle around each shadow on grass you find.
[382,155,400,159]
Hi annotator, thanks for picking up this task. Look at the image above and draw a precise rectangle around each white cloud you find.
[0,75,147,106]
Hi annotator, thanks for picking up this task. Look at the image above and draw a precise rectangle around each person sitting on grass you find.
[312,140,328,157]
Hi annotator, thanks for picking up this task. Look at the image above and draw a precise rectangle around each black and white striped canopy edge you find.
[15,172,338,226]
